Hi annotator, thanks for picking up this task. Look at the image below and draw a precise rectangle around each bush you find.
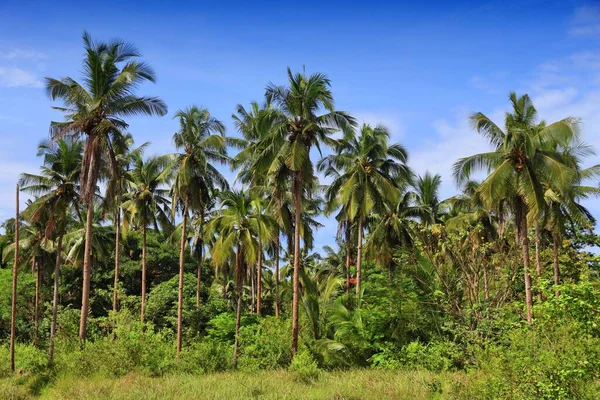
[289,350,320,383]
[238,317,291,371]
[400,340,464,372]
[177,339,232,374]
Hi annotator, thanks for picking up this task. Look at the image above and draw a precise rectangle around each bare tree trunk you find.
[176,197,188,355]
[483,263,490,301]
[233,248,242,369]
[196,245,202,309]
[355,217,363,299]
[535,222,542,301]
[519,213,534,325]
[79,200,94,345]
[274,232,280,318]
[250,262,256,313]
[553,233,560,298]
[140,225,147,322]
[34,258,41,348]
[345,221,351,307]
[49,231,63,362]
[10,184,19,373]
[113,207,120,313]
[257,239,262,315]
[291,172,302,356]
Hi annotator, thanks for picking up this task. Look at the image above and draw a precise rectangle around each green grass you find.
[1,370,472,400]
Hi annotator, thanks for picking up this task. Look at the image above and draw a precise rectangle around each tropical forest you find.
[1,27,599,399]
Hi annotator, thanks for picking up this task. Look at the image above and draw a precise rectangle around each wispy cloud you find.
[352,111,405,139]
[569,5,600,37]
[0,66,42,88]
[0,49,46,61]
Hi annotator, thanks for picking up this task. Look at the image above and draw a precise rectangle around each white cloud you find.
[0,49,46,61]
[0,66,42,88]
[352,111,405,139]
[569,5,600,37]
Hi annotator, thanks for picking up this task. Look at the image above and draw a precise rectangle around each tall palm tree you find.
[104,133,148,313]
[121,153,173,322]
[319,124,410,297]
[18,139,82,361]
[172,106,228,354]
[453,92,580,324]
[208,190,275,367]
[412,172,447,225]
[264,68,355,354]
[46,32,167,342]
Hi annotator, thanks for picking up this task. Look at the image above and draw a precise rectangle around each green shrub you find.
[177,339,232,374]
[238,316,291,371]
[289,350,320,383]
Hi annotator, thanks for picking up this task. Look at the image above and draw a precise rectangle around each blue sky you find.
[0,0,599,251]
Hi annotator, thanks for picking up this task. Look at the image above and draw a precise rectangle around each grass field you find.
[1,369,476,399]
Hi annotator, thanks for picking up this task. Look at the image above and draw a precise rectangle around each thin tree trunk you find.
[535,222,542,301]
[483,263,490,301]
[233,248,242,369]
[79,200,94,345]
[345,221,351,307]
[355,217,364,299]
[49,231,63,362]
[113,207,120,313]
[176,196,188,355]
[10,184,19,373]
[196,245,202,309]
[250,263,255,313]
[257,239,262,315]
[520,214,534,325]
[274,232,280,318]
[34,258,41,348]
[140,225,147,322]
[291,172,302,356]
[553,233,560,298]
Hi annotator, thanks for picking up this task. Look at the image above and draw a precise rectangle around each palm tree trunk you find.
[79,200,94,345]
[345,221,351,307]
[140,225,147,323]
[482,261,490,301]
[291,172,302,356]
[113,206,120,313]
[553,233,560,298]
[257,239,262,316]
[355,217,364,299]
[274,232,280,318]
[196,245,202,309]
[10,184,19,373]
[34,258,41,348]
[519,213,534,325]
[250,263,256,313]
[535,222,542,301]
[233,248,242,369]
[176,196,188,355]
[49,231,63,362]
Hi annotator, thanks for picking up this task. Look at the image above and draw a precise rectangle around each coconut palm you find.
[104,133,148,313]
[412,172,447,225]
[319,124,411,297]
[453,92,580,324]
[262,68,355,353]
[121,153,173,322]
[208,190,275,368]
[171,106,228,354]
[46,32,167,342]
[18,139,82,361]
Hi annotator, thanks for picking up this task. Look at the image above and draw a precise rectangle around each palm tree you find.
[320,124,410,297]
[104,133,148,313]
[412,172,447,225]
[171,106,228,354]
[208,190,275,368]
[121,153,173,322]
[46,32,167,342]
[18,139,82,361]
[264,68,355,354]
[453,92,580,324]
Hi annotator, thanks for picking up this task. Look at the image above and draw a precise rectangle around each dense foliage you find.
[1,32,600,399]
